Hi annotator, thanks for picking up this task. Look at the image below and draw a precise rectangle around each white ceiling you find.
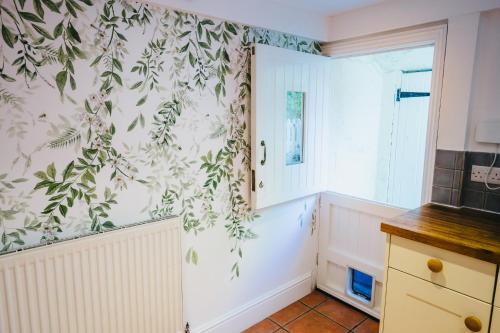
[270,0,389,15]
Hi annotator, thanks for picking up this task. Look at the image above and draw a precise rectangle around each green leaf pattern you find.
[0,0,320,275]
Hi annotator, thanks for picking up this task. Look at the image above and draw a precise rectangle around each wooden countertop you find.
[381,204,500,264]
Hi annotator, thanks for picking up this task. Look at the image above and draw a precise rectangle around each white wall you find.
[185,196,319,332]
[0,0,323,330]
[330,57,384,200]
[326,0,500,41]
[147,0,327,41]
[467,9,500,153]
[438,13,480,151]
[326,0,500,152]
[179,5,500,331]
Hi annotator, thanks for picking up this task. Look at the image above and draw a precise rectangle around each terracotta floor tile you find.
[270,301,309,326]
[353,318,379,333]
[275,330,288,333]
[285,311,348,333]
[242,319,280,333]
[315,299,367,329]
[300,290,328,308]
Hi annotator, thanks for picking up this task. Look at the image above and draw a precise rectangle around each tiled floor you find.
[243,290,379,333]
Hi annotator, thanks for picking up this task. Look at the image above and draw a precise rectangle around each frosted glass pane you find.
[286,91,304,165]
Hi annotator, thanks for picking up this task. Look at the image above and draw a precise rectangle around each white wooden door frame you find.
[322,23,447,205]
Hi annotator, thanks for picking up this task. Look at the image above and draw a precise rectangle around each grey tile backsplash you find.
[432,149,500,213]
[432,150,465,207]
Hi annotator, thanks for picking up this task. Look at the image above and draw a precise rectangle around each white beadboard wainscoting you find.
[0,218,183,333]
[317,192,406,318]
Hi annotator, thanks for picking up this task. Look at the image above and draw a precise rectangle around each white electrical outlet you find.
[471,165,500,185]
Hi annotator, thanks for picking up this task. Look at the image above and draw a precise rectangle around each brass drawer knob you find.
[426,258,443,273]
[464,316,482,332]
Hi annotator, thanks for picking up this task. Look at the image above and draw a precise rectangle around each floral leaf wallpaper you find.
[0,0,320,275]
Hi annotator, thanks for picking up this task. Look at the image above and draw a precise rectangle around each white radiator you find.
[0,218,183,333]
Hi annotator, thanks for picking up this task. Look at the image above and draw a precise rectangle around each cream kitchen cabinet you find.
[383,268,491,333]
[380,204,500,333]
[380,235,497,333]
[493,278,500,333]
[496,277,500,307]
[492,307,500,333]
[388,236,496,303]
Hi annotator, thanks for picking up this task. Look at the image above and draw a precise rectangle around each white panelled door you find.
[251,44,334,210]
[387,70,432,208]
[317,192,405,318]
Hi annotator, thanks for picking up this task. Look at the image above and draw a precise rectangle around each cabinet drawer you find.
[496,278,500,307]
[383,268,491,333]
[492,307,500,333]
[389,236,496,303]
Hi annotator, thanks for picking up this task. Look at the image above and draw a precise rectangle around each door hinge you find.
[396,88,430,102]
[316,253,319,266]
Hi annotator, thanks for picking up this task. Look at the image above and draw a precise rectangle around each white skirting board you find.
[191,272,313,333]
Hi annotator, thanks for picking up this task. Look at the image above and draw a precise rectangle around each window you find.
[329,46,435,209]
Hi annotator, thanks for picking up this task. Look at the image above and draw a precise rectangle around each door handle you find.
[260,140,266,166]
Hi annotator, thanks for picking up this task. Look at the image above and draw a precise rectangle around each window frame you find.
[322,23,447,205]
